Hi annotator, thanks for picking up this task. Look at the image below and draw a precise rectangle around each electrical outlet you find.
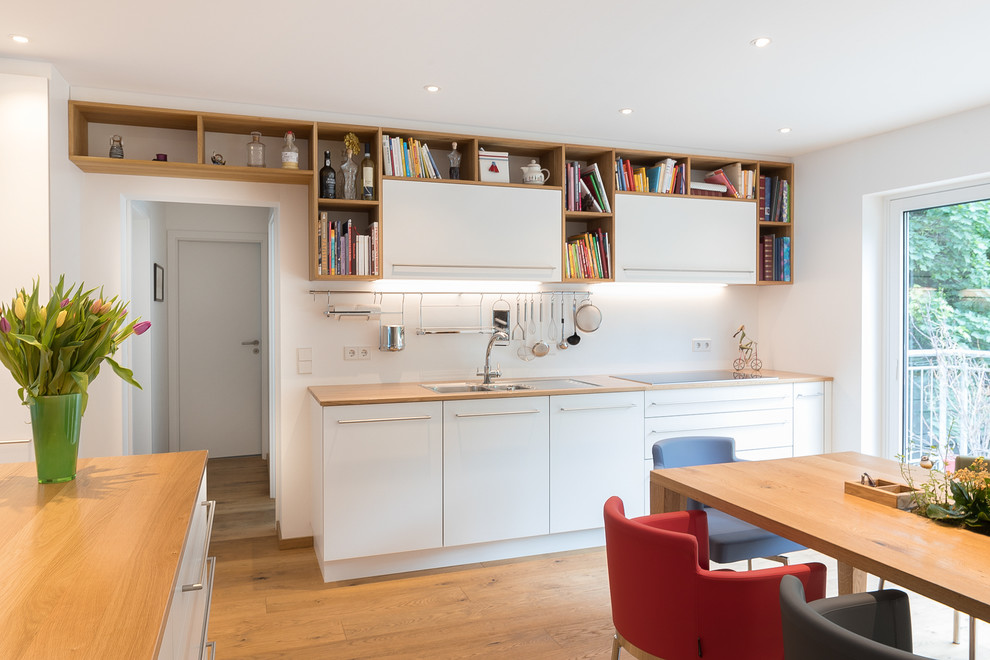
[692,338,712,352]
[343,346,372,361]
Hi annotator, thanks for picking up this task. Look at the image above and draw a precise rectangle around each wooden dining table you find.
[649,451,990,622]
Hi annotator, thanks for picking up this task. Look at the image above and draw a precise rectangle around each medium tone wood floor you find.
[206,456,615,659]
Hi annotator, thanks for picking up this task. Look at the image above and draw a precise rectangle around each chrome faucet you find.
[479,330,509,384]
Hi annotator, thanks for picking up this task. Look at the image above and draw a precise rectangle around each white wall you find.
[0,65,50,444]
[761,104,990,455]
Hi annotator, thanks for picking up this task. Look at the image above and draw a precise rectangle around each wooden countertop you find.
[0,451,208,659]
[309,370,831,406]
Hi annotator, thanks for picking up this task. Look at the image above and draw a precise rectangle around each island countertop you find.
[309,370,831,406]
[0,450,208,659]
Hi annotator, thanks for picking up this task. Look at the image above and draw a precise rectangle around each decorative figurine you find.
[448,141,461,180]
[732,324,762,371]
[211,151,226,165]
[341,132,361,200]
[109,135,124,159]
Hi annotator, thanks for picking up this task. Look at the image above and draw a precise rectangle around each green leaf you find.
[105,356,142,390]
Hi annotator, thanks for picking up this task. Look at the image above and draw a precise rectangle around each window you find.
[887,183,990,463]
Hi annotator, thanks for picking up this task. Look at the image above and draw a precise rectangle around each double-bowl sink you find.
[421,378,599,394]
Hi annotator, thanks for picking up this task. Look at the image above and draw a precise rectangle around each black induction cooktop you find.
[614,370,778,385]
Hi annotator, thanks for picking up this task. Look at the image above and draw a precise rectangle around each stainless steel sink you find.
[422,382,534,393]
[422,378,599,393]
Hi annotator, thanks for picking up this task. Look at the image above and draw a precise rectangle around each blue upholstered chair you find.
[651,436,804,568]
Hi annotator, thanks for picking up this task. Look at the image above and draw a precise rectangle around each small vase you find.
[29,393,83,483]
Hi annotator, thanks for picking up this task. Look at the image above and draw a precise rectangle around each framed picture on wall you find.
[154,263,164,302]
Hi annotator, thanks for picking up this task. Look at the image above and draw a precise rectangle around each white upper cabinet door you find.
[382,179,562,280]
[615,195,756,283]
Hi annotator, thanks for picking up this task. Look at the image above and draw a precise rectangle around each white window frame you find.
[884,181,990,460]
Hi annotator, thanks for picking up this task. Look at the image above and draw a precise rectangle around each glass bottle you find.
[360,143,375,200]
[281,131,299,169]
[108,135,124,159]
[340,149,358,200]
[319,149,336,199]
[448,141,461,180]
[246,131,266,167]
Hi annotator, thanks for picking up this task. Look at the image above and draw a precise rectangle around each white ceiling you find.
[5,0,990,158]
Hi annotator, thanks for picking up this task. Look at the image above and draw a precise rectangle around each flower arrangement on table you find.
[0,276,150,482]
[901,453,990,533]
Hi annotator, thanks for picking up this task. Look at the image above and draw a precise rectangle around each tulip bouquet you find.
[0,275,150,414]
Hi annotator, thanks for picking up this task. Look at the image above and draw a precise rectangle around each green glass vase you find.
[29,393,83,484]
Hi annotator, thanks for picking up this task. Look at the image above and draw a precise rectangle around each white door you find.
[176,239,263,457]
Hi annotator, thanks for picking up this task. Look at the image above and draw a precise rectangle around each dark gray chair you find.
[779,574,934,660]
[651,436,804,567]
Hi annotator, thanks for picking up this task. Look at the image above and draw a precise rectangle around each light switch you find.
[297,360,313,374]
[297,347,313,361]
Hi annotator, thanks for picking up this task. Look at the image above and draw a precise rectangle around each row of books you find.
[381,135,444,179]
[761,175,790,223]
[761,234,791,282]
[564,229,611,279]
[317,213,379,276]
[564,162,611,212]
[615,157,687,195]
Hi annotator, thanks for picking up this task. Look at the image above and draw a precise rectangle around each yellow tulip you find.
[100,301,113,314]
[56,309,67,328]
[90,299,102,314]
[13,297,26,320]
[39,307,47,322]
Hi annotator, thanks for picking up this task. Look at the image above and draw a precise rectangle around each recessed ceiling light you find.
[619,108,634,115]
[778,127,792,134]
[423,85,440,93]
[750,37,772,48]
[10,35,29,44]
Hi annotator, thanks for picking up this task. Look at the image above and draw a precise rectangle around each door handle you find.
[241,340,260,346]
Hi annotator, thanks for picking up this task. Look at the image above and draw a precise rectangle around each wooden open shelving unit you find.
[68,101,793,285]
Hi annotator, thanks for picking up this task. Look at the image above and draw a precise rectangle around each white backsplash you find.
[304,284,763,384]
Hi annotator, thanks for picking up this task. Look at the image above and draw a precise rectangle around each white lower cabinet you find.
[315,401,443,561]
[793,381,830,455]
[159,469,215,660]
[0,438,32,464]
[443,396,551,546]
[549,391,645,532]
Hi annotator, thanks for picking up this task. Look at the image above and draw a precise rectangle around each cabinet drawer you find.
[645,408,793,459]
[645,383,793,417]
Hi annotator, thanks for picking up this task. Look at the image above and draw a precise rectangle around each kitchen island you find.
[0,451,209,659]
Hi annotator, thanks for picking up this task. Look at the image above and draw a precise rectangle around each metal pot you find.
[574,299,602,333]
[380,324,405,351]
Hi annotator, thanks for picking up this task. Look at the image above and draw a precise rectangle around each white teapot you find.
[521,159,550,185]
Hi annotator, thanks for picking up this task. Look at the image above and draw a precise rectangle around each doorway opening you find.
[125,201,277,477]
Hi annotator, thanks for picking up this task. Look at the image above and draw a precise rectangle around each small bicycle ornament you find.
[732,325,762,372]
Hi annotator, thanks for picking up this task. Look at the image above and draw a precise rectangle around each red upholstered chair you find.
[603,496,828,660]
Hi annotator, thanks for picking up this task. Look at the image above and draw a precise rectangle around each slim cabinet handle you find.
[796,392,824,398]
[182,500,215,592]
[558,404,637,412]
[649,396,789,407]
[197,557,217,658]
[649,420,788,433]
[455,409,542,418]
[337,415,432,424]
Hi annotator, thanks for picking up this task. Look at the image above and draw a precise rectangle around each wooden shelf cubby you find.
[68,100,795,286]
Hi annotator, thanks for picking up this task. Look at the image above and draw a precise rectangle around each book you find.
[781,236,791,281]
[720,162,743,197]
[646,166,662,193]
[579,178,602,212]
[689,181,728,197]
[704,169,739,197]
[582,163,611,212]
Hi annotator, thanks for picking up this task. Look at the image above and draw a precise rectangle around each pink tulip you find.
[60,298,70,309]
[134,320,152,335]
[0,317,9,333]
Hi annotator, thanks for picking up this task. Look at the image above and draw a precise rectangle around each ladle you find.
[558,303,569,350]
[566,296,582,346]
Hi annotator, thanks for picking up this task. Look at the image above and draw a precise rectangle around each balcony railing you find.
[905,348,990,463]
